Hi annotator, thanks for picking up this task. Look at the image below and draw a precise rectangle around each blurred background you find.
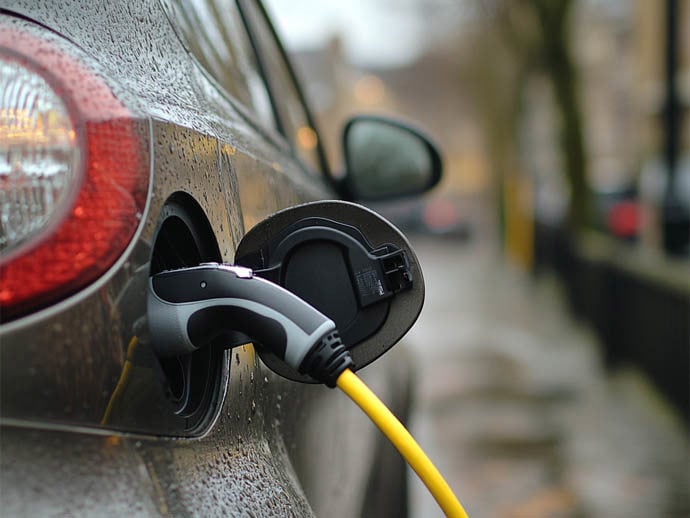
[266,0,689,516]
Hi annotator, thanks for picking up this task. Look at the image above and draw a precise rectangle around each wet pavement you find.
[404,237,689,518]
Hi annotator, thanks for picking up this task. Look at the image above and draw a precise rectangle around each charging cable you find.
[148,263,468,516]
[337,369,468,517]
[101,335,138,425]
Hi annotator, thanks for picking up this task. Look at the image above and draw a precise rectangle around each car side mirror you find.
[340,115,442,201]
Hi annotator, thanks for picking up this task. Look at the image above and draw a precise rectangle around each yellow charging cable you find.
[101,336,139,425]
[336,368,469,518]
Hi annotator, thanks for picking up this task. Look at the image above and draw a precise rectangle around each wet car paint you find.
[0,1,412,516]
[0,0,327,433]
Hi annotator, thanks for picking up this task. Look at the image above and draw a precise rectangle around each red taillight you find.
[0,28,149,321]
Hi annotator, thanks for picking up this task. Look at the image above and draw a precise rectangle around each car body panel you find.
[0,0,328,433]
[0,1,413,515]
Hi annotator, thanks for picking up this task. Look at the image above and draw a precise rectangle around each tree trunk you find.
[530,0,590,232]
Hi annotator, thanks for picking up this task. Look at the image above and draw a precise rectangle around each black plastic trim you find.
[340,114,443,202]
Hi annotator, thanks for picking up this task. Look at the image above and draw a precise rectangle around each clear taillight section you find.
[0,27,149,321]
[0,58,81,257]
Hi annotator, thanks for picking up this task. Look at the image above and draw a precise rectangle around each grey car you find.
[0,0,442,516]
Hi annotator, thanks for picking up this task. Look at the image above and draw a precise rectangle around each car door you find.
[155,2,389,515]
[162,0,334,221]
[233,0,335,227]
[166,3,413,515]
[171,0,334,221]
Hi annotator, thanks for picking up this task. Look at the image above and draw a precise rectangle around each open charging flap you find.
[234,200,424,383]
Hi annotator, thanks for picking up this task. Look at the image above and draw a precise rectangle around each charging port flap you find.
[234,201,424,383]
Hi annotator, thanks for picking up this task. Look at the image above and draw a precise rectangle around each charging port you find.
[150,194,224,424]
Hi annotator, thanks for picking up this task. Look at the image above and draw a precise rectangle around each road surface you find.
[404,237,688,517]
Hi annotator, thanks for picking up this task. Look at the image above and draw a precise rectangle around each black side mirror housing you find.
[339,115,442,201]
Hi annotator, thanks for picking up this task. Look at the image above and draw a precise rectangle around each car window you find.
[167,0,274,128]
[239,0,324,174]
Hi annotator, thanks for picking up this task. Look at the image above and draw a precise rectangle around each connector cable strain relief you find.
[299,331,353,387]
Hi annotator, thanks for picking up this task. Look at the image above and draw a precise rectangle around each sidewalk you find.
[405,238,689,517]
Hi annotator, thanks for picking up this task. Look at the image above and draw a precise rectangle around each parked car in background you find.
[0,0,441,516]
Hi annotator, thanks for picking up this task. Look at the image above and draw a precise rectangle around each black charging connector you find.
[147,263,353,385]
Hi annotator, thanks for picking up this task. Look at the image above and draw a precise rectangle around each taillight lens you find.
[0,27,149,321]
[0,58,81,258]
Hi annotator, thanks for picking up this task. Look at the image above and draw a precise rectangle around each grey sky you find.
[263,0,429,67]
